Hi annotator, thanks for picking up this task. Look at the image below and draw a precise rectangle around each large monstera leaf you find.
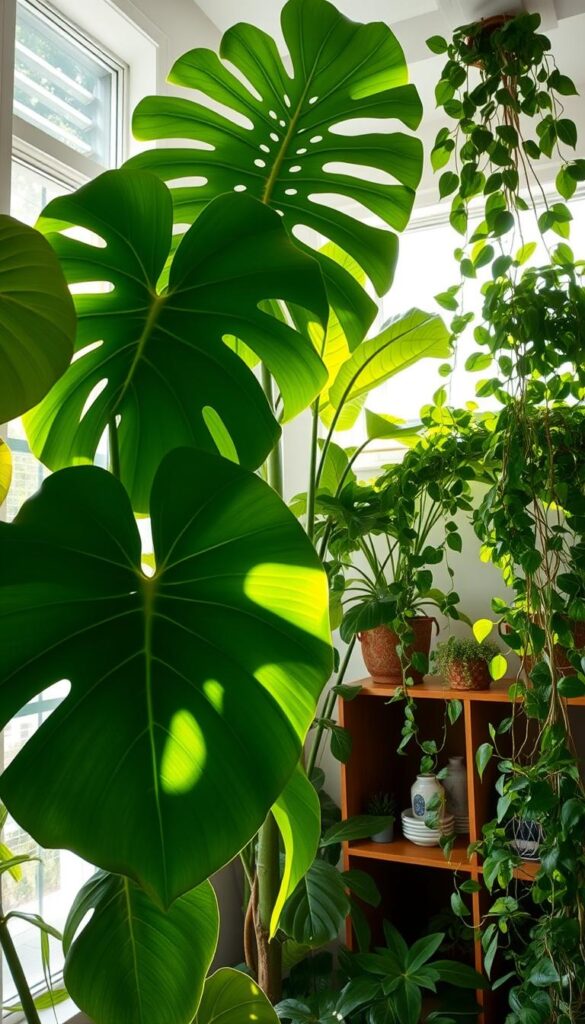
[195,968,278,1024]
[130,0,423,347]
[64,873,218,1024]
[26,169,327,512]
[0,448,332,906]
[0,214,75,422]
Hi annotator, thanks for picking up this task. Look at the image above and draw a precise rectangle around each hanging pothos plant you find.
[428,12,585,1023]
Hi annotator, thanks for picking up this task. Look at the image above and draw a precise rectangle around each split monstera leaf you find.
[0,448,332,906]
[129,0,423,347]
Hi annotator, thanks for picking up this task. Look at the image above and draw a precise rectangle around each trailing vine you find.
[429,12,585,1022]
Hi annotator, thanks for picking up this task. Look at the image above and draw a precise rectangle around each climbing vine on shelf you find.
[428,12,585,1023]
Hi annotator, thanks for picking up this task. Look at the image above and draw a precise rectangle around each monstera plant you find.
[0,0,445,1020]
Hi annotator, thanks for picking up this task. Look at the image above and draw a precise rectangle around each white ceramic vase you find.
[411,774,444,818]
[442,756,468,818]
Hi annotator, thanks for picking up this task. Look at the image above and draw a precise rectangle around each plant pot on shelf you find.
[358,616,438,685]
[371,821,395,844]
[447,657,492,691]
[509,817,543,861]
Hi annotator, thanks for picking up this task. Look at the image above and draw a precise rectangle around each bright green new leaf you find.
[365,410,422,447]
[322,310,451,431]
[130,0,423,347]
[0,448,332,905]
[473,618,494,643]
[27,170,328,512]
[489,654,508,680]
[64,872,218,1024]
[280,859,349,947]
[0,439,11,507]
[195,968,278,1024]
[271,764,321,938]
[0,214,75,423]
[476,743,494,781]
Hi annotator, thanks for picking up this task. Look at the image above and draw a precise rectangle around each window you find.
[348,192,585,470]
[2,0,125,1010]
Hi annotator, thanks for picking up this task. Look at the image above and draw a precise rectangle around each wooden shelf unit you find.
[339,676,585,1023]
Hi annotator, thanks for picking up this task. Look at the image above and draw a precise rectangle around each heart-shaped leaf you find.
[280,859,349,946]
[130,0,423,347]
[195,968,278,1024]
[27,170,327,512]
[0,214,75,421]
[271,764,321,937]
[0,447,332,905]
[64,873,218,1024]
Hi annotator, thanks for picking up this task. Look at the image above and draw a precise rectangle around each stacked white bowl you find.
[401,808,455,847]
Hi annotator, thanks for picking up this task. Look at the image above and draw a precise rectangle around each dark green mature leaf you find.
[433,960,488,989]
[280,860,349,946]
[476,743,493,780]
[64,872,218,1024]
[321,814,393,846]
[0,448,332,906]
[130,0,423,346]
[28,170,328,512]
[195,968,278,1023]
[0,214,75,422]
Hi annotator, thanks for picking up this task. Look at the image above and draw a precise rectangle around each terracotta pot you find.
[446,657,492,691]
[359,617,438,685]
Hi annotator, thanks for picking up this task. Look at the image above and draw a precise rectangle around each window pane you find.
[10,159,66,225]
[15,0,118,165]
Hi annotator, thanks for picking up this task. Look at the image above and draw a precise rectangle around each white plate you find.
[403,835,442,846]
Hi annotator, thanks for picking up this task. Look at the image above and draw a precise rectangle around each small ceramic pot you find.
[447,657,492,691]
[371,821,394,844]
[359,617,439,685]
[442,756,468,818]
[411,774,444,819]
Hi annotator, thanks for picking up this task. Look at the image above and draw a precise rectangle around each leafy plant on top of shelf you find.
[429,12,585,1022]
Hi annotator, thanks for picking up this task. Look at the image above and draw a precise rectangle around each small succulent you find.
[367,791,397,818]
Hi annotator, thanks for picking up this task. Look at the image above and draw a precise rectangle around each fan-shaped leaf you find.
[0,215,75,422]
[195,968,278,1024]
[0,447,332,905]
[27,170,327,512]
[130,0,423,346]
[64,872,218,1024]
[272,764,321,938]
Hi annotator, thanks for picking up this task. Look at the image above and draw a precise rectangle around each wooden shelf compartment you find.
[347,835,473,871]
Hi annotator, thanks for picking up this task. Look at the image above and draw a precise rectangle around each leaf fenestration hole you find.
[80,379,108,421]
[285,188,297,196]
[254,159,266,168]
[289,165,302,173]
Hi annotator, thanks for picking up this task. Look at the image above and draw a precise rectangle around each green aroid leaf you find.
[130,0,423,347]
[0,448,332,905]
[64,873,219,1024]
[28,169,328,512]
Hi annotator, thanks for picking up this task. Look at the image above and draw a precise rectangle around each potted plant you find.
[434,636,501,691]
[367,793,397,842]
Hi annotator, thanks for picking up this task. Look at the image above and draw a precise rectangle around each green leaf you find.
[0,448,331,906]
[476,743,493,780]
[426,35,448,54]
[530,957,560,987]
[64,872,218,1024]
[365,411,422,447]
[341,868,381,907]
[406,932,444,972]
[321,814,393,846]
[489,654,508,681]
[330,724,352,763]
[465,353,492,372]
[439,172,459,198]
[450,892,470,918]
[0,214,75,422]
[473,618,493,643]
[393,979,422,1024]
[324,309,451,428]
[130,0,423,346]
[281,860,349,947]
[271,764,321,938]
[447,699,463,725]
[195,968,278,1023]
[0,440,11,509]
[432,960,488,989]
[557,676,585,698]
[29,171,328,512]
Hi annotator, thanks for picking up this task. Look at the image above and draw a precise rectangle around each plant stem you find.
[306,636,356,779]
[260,365,283,494]
[306,400,320,543]
[108,417,121,480]
[0,910,42,1024]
